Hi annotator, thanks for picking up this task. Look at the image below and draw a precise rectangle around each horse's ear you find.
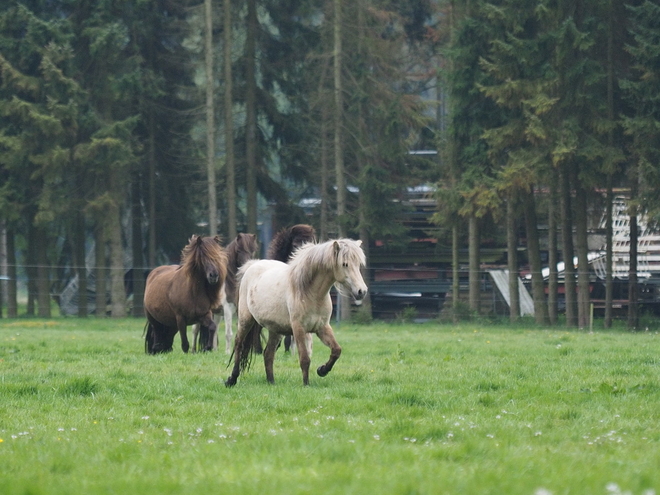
[333,240,340,255]
[214,235,222,245]
[356,240,362,247]
[196,235,204,245]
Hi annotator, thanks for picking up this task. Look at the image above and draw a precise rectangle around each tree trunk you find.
[73,210,88,317]
[26,224,36,316]
[6,227,17,317]
[507,196,520,322]
[320,110,329,241]
[452,222,459,322]
[147,111,156,268]
[628,207,639,330]
[131,177,145,317]
[334,0,346,239]
[109,171,126,318]
[523,188,549,325]
[224,0,236,239]
[605,178,613,328]
[35,225,51,318]
[205,0,217,236]
[560,164,577,326]
[95,222,107,317]
[358,206,372,319]
[547,169,559,324]
[0,222,4,318]
[245,0,258,234]
[604,0,614,328]
[468,215,480,314]
[574,182,591,329]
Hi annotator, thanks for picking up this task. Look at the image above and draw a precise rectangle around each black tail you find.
[228,319,263,374]
[195,324,211,352]
[144,321,154,354]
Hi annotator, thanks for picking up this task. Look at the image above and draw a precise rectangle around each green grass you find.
[1,318,660,495]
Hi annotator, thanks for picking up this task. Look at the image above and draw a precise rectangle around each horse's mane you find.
[267,224,316,262]
[180,235,228,287]
[287,238,365,294]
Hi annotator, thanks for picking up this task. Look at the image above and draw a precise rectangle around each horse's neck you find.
[189,273,223,307]
[294,264,336,298]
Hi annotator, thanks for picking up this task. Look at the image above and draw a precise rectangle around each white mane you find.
[287,239,365,294]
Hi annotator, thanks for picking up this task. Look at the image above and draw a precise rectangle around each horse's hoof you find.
[225,378,236,387]
[317,365,328,377]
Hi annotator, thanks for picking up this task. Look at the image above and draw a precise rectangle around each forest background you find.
[0,0,659,329]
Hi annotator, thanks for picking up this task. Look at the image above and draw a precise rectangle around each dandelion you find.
[0,439,3,443]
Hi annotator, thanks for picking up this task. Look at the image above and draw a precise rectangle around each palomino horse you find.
[267,224,316,353]
[225,238,367,387]
[144,235,227,354]
[192,233,258,353]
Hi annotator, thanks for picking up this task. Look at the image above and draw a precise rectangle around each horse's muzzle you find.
[354,288,367,301]
[208,272,220,285]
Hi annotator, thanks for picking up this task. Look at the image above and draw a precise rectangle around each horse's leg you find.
[176,316,190,353]
[200,312,217,352]
[292,324,311,385]
[191,324,199,353]
[263,331,283,384]
[315,324,342,378]
[223,301,233,354]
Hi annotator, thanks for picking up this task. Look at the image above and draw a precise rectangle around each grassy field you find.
[1,317,659,495]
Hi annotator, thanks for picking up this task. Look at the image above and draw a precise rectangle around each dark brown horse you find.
[267,224,316,263]
[144,235,227,354]
[192,233,258,353]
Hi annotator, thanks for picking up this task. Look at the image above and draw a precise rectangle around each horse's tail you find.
[228,318,263,374]
[144,321,154,354]
[198,325,211,352]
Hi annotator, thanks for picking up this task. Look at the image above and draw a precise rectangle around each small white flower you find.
[142,416,150,420]
[373,435,380,440]
[534,431,542,437]
[534,488,553,495]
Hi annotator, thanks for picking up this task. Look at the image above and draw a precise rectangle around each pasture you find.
[1,318,659,495]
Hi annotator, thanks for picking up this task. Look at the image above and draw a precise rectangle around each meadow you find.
[1,317,659,495]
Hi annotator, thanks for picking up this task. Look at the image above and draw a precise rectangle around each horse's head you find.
[185,235,227,287]
[235,233,258,266]
[333,239,368,302]
[289,224,316,254]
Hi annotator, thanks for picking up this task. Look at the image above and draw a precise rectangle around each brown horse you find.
[144,235,227,354]
[192,233,258,353]
[266,224,316,352]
